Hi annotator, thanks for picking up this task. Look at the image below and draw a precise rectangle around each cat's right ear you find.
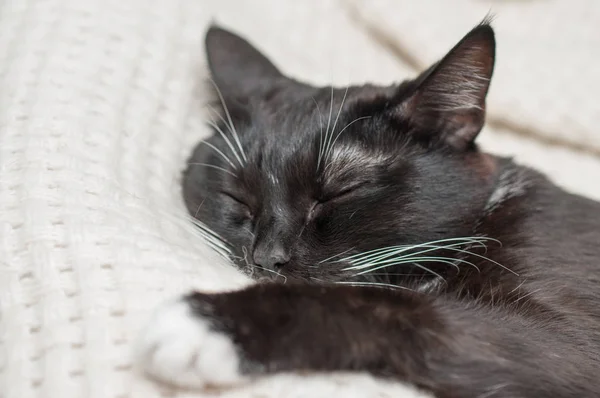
[401,21,495,150]
[205,25,285,97]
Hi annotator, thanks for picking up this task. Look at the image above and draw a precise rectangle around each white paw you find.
[136,299,246,389]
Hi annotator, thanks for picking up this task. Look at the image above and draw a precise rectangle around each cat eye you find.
[220,191,253,219]
[309,183,367,220]
[321,183,368,204]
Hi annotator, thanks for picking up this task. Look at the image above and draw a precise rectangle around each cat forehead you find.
[322,143,393,182]
[245,135,396,190]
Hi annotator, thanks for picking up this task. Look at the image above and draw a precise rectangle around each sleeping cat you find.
[137,21,600,397]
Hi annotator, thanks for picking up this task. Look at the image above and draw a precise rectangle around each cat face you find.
[183,23,499,284]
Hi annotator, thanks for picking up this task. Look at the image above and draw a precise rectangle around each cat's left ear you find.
[205,25,286,97]
[404,22,495,150]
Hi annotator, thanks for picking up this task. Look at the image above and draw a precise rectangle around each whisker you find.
[208,79,247,162]
[353,259,444,280]
[338,237,494,265]
[204,242,231,260]
[324,86,349,164]
[311,96,324,128]
[241,246,252,267]
[508,278,527,295]
[197,140,237,169]
[188,162,237,177]
[156,210,232,262]
[333,236,510,278]
[187,218,230,244]
[297,223,307,239]
[317,86,335,170]
[311,96,324,168]
[188,221,230,245]
[513,289,539,304]
[317,247,356,265]
[193,198,206,218]
[349,256,466,275]
[325,115,372,169]
[334,237,495,263]
[240,247,287,283]
[187,224,231,259]
[438,246,518,276]
[254,264,288,283]
[346,247,482,273]
[335,281,414,291]
[356,272,424,277]
[188,220,232,253]
[206,111,244,167]
[241,226,255,238]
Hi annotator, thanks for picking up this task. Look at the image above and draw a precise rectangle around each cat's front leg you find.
[137,283,586,397]
[136,282,441,390]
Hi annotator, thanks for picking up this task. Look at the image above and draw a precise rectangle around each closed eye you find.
[321,182,369,204]
[309,182,369,220]
[220,191,253,217]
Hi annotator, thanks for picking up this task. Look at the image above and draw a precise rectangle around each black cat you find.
[137,21,600,397]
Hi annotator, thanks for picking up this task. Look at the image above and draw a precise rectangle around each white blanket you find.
[1,1,599,397]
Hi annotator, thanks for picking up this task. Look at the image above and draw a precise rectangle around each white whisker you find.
[240,247,287,283]
[350,256,464,275]
[311,96,324,128]
[194,198,206,218]
[508,279,527,295]
[254,265,288,283]
[345,245,482,272]
[335,281,413,291]
[338,237,494,265]
[439,246,518,276]
[185,218,232,260]
[153,209,232,262]
[329,237,511,278]
[353,259,444,280]
[513,289,539,304]
[324,86,349,164]
[206,110,244,167]
[209,79,247,162]
[188,219,232,252]
[197,140,237,169]
[325,115,372,170]
[188,217,227,239]
[317,86,335,170]
[188,162,237,177]
[317,247,356,265]
[311,97,324,166]
[241,226,255,238]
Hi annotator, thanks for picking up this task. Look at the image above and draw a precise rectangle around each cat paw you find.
[136,299,246,389]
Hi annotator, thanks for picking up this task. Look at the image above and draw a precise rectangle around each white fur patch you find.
[136,299,246,389]
[485,166,531,213]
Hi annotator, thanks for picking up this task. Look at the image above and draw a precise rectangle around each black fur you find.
[181,22,600,397]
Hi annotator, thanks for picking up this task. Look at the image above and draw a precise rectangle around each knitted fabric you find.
[1,1,598,397]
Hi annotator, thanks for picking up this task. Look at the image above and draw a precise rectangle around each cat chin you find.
[135,299,247,389]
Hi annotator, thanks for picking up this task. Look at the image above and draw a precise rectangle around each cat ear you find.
[205,25,285,96]
[405,22,495,150]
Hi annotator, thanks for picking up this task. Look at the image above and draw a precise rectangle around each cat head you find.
[183,22,499,284]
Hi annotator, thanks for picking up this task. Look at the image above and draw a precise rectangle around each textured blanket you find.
[1,1,599,397]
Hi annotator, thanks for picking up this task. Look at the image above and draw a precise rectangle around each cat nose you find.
[253,243,291,271]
